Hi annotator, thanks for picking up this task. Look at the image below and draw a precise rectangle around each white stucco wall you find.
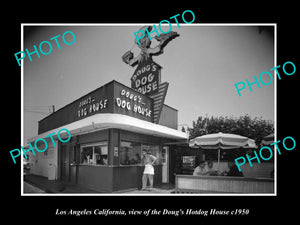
[26,138,58,180]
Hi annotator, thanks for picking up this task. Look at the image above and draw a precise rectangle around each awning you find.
[28,113,188,143]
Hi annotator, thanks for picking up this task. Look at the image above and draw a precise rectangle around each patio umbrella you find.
[189,132,257,169]
[261,133,274,146]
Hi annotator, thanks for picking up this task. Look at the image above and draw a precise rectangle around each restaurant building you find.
[26,80,188,192]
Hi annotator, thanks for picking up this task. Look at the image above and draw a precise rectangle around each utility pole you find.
[48,105,55,113]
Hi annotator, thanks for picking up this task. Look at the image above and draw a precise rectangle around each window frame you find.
[119,141,142,166]
[80,141,108,166]
[119,141,162,166]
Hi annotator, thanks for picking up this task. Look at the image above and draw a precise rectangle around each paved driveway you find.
[119,188,175,194]
[24,182,45,193]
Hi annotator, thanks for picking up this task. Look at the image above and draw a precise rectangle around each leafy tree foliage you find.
[188,114,274,146]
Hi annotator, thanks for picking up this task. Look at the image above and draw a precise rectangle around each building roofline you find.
[29,113,188,144]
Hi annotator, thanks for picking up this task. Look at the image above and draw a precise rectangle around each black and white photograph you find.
[21,24,275,195]
[4,5,298,224]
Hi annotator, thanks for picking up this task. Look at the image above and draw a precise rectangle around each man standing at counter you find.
[141,149,157,191]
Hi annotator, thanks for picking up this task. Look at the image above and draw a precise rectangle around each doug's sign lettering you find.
[78,96,108,118]
[131,58,161,96]
[115,88,152,119]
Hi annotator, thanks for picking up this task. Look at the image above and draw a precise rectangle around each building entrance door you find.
[61,145,69,182]
[162,146,169,183]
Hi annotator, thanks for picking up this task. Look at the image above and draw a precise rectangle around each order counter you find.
[175,175,274,194]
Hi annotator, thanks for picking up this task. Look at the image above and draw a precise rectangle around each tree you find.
[188,114,274,145]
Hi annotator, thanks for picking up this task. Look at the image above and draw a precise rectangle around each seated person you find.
[206,161,219,176]
[193,161,208,176]
[225,161,244,177]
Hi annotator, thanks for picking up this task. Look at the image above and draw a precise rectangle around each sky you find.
[23,24,275,144]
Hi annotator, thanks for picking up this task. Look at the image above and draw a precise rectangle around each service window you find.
[142,144,162,165]
[80,142,108,165]
[120,141,141,165]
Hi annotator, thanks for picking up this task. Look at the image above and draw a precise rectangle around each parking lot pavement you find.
[119,188,175,194]
[23,182,45,193]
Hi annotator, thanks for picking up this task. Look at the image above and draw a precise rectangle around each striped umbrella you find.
[189,132,257,169]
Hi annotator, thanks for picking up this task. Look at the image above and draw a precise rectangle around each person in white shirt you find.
[141,149,157,191]
[193,161,208,176]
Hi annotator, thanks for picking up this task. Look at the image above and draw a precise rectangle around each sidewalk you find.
[117,184,176,194]
[119,188,175,194]
[24,181,45,193]
[24,174,176,194]
[24,174,99,193]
